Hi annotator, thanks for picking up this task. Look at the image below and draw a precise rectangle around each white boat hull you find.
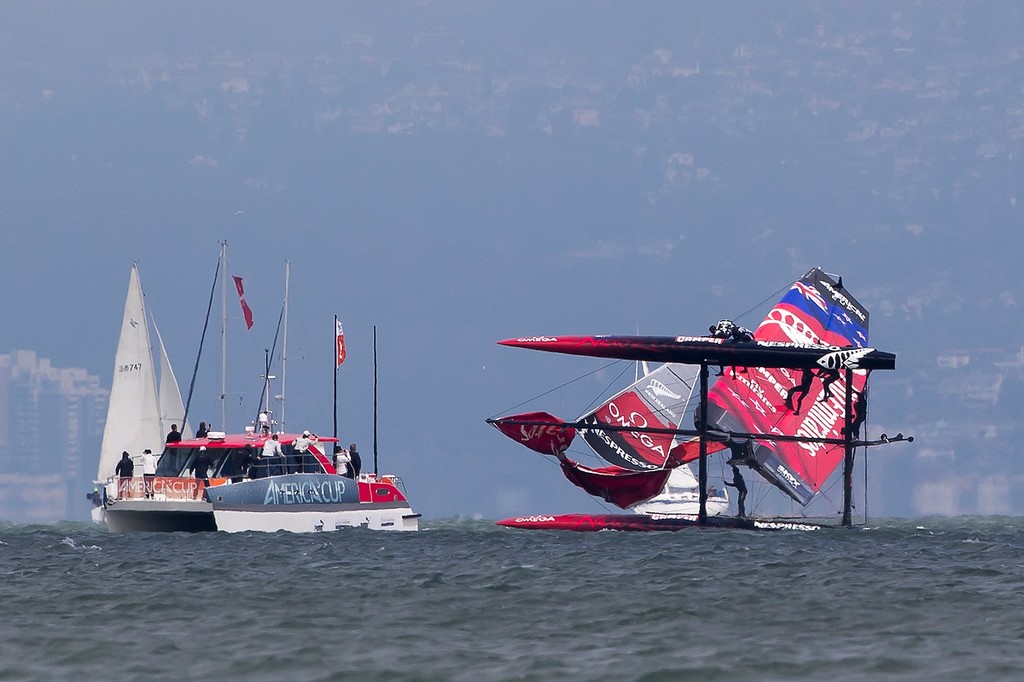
[102,474,420,533]
[630,485,731,517]
[214,504,420,533]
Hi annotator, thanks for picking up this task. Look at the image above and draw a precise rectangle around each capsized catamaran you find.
[493,361,729,521]
[489,267,911,531]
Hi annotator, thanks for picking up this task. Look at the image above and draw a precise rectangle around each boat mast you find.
[261,348,276,430]
[373,325,379,476]
[842,367,855,528]
[697,362,709,526]
[220,241,228,431]
[280,259,289,431]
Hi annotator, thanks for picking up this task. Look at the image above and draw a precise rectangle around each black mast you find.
[698,362,709,526]
[842,367,855,528]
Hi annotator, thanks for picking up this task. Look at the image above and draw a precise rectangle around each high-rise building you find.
[0,350,107,522]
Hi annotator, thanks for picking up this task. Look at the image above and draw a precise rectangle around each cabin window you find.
[156,447,192,476]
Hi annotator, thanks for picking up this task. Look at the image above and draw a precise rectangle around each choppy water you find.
[2,517,1024,681]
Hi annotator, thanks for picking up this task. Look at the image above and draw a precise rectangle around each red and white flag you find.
[232,275,254,330]
[335,318,347,367]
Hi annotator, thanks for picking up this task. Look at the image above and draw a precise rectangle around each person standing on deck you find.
[293,430,313,473]
[261,433,284,476]
[724,465,748,518]
[115,451,134,498]
[348,443,362,478]
[195,421,209,439]
[333,445,352,477]
[192,446,210,499]
[141,449,157,499]
[166,424,182,444]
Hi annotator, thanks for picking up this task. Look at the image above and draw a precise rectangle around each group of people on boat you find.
[111,419,366,501]
[333,443,361,478]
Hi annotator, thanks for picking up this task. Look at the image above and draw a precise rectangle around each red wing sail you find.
[708,268,870,505]
[491,411,576,455]
[559,459,671,509]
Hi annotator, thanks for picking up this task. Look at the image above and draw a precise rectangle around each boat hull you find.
[214,503,419,533]
[103,474,419,533]
[496,513,821,532]
[498,335,896,371]
[105,499,217,532]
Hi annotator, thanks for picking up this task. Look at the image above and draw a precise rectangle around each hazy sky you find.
[2,2,1022,519]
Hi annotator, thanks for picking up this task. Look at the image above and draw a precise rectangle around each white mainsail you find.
[96,265,167,481]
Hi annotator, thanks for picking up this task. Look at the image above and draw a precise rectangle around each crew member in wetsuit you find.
[842,389,868,438]
[723,465,748,518]
[726,439,755,466]
[709,319,754,376]
[786,368,842,415]
[709,319,754,343]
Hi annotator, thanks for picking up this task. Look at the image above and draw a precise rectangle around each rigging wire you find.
[181,249,222,431]
[255,302,286,420]
[732,279,791,328]
[578,362,633,417]
[489,359,627,419]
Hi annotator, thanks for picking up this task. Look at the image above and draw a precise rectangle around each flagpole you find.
[333,315,339,440]
[281,259,289,431]
[373,324,378,476]
[220,241,227,432]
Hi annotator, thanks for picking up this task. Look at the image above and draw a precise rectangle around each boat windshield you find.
[156,444,328,479]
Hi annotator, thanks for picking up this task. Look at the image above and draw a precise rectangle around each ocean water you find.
[2,518,1024,681]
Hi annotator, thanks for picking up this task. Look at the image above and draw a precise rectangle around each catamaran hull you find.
[214,504,419,533]
[103,474,420,533]
[104,501,217,533]
[496,513,821,532]
[498,335,896,371]
[104,502,419,533]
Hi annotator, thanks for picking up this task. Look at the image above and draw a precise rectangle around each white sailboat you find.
[93,264,190,522]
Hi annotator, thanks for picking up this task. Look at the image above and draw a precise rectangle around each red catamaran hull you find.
[496,514,822,532]
[498,335,895,371]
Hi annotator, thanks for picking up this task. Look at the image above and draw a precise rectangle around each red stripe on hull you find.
[496,513,758,532]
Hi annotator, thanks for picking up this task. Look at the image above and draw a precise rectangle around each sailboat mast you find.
[697,362,709,526]
[220,241,228,431]
[281,259,289,431]
[842,368,854,528]
[373,325,379,476]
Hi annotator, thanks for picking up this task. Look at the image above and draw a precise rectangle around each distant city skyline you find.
[0,350,106,522]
